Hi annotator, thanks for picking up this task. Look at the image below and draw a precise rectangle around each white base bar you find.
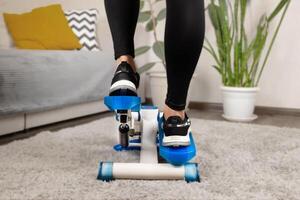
[112,163,185,180]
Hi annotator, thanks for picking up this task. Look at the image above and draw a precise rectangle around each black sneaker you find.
[162,114,191,147]
[109,61,140,96]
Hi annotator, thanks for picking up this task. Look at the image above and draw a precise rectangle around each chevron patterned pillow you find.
[65,9,100,51]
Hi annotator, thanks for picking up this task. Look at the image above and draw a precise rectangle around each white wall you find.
[144,0,300,109]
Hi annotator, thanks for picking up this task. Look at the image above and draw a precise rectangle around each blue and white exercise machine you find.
[97,96,200,182]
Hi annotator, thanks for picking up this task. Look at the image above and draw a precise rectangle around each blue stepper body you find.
[104,96,141,112]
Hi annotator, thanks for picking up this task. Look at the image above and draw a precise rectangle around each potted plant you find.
[205,0,291,122]
[135,0,195,110]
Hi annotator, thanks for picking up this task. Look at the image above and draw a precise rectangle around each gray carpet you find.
[0,117,299,200]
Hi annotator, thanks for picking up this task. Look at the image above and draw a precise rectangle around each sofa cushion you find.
[3,4,82,50]
[65,9,100,51]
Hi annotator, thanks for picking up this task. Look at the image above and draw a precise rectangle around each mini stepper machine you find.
[97,96,200,183]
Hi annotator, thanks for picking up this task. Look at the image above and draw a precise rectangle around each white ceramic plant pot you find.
[221,86,259,122]
[149,72,193,111]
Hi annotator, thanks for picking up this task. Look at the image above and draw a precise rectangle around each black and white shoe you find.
[109,61,140,96]
[162,114,191,147]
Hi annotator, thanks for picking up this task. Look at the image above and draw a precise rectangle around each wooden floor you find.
[1,109,300,145]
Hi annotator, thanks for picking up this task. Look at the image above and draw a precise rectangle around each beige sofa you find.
[0,0,114,136]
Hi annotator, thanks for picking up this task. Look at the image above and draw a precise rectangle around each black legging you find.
[104,0,205,111]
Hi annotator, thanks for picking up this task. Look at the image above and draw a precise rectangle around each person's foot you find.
[162,113,191,147]
[109,61,140,96]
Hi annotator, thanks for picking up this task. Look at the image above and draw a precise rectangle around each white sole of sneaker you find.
[110,80,137,93]
[162,128,191,147]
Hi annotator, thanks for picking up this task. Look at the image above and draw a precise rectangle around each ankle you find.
[163,104,185,120]
[117,55,136,72]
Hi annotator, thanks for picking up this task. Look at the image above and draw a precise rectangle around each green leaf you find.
[137,62,156,74]
[249,15,268,80]
[138,11,151,23]
[255,0,291,86]
[240,0,247,24]
[157,8,166,21]
[207,3,220,30]
[212,65,222,74]
[153,41,165,62]
[135,46,151,57]
[213,0,232,85]
[140,0,145,10]
[204,37,221,67]
[145,18,157,32]
[268,0,289,22]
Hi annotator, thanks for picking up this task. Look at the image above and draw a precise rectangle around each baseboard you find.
[146,98,300,116]
[254,105,300,116]
[189,101,300,116]
[189,101,223,112]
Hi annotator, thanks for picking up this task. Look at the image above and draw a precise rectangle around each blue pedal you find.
[158,117,197,166]
[104,96,141,112]
[113,139,142,151]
